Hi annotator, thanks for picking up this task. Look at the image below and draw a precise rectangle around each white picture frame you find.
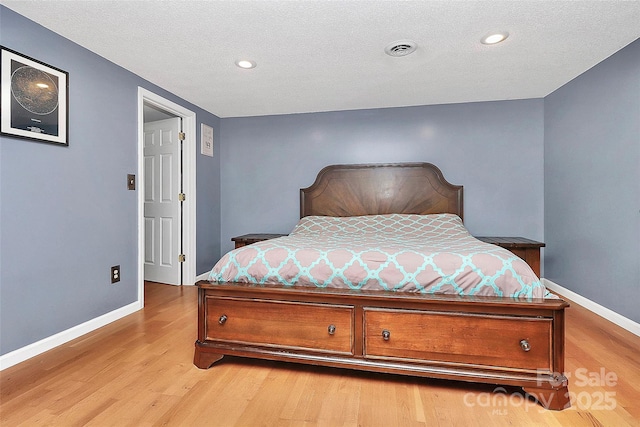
[201,123,214,157]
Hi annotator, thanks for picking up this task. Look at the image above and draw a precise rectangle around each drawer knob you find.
[328,324,336,335]
[218,314,228,325]
[520,339,531,352]
[382,329,391,341]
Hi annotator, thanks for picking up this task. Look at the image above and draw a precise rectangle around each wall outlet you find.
[111,265,121,283]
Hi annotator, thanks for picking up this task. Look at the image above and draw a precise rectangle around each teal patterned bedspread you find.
[209,214,548,298]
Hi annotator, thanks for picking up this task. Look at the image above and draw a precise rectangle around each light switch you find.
[127,174,135,190]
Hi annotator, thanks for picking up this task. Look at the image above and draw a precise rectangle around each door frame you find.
[137,87,197,304]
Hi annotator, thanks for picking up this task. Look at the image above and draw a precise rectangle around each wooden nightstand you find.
[232,233,287,249]
[475,237,545,277]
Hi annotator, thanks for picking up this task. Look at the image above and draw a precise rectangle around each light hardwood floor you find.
[1,282,638,426]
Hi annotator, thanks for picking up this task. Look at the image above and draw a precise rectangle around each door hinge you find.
[178,193,186,201]
[178,132,186,141]
[178,254,186,263]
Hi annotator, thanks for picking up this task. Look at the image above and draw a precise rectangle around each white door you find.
[143,118,182,285]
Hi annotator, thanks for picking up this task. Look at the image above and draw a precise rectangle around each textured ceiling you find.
[2,0,639,118]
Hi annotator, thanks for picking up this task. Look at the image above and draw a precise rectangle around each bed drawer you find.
[364,308,552,371]
[205,296,354,355]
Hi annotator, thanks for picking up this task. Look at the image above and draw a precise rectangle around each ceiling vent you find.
[384,40,417,57]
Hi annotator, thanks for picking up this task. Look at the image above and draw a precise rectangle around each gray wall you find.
[0,6,221,356]
[220,99,544,255]
[544,39,640,323]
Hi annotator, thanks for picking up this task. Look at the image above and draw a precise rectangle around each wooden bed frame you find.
[194,163,570,410]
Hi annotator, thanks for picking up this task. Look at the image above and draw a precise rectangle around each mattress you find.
[209,214,548,298]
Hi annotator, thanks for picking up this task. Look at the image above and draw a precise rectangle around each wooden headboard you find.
[300,163,463,220]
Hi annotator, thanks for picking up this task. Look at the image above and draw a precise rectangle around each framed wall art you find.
[1,46,69,146]
[201,123,214,157]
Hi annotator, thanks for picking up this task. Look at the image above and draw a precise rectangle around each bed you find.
[194,162,570,410]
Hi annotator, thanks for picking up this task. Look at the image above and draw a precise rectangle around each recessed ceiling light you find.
[235,60,256,69]
[481,32,509,45]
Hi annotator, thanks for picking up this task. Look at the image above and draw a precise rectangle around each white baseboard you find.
[0,300,142,371]
[542,278,640,337]
[4,279,634,371]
